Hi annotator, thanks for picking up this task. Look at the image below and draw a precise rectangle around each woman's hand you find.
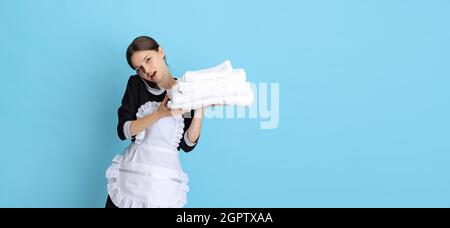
[157,95,191,118]
[156,95,172,118]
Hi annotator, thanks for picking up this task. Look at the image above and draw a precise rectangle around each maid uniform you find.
[106,75,198,208]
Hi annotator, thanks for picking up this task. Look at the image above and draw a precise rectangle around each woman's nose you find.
[143,65,152,74]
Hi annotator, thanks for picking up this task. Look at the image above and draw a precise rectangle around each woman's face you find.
[130,48,168,83]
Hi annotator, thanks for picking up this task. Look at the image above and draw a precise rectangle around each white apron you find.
[106,101,188,208]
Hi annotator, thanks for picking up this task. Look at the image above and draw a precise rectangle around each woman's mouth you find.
[150,71,157,80]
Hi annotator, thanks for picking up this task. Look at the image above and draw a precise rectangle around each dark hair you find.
[126,36,166,69]
[126,36,166,88]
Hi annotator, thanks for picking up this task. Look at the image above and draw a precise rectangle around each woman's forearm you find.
[187,108,203,143]
[129,112,163,137]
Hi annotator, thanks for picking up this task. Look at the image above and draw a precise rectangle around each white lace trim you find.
[134,101,159,142]
[136,101,160,119]
[106,154,188,208]
[172,117,185,150]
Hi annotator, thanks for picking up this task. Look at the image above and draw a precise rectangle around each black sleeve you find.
[177,110,200,152]
[117,77,140,141]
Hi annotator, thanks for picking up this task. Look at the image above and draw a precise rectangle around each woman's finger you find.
[161,95,169,105]
[169,108,181,116]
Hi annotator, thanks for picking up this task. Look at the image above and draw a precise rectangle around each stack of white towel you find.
[167,61,254,110]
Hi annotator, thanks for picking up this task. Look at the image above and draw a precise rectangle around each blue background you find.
[1,0,449,207]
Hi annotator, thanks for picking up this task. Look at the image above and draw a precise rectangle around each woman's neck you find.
[157,73,177,89]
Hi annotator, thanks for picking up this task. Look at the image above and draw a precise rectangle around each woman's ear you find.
[158,47,165,59]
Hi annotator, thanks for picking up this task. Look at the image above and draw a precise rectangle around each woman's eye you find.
[146,58,151,63]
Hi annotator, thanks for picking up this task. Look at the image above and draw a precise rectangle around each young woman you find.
[105,36,204,208]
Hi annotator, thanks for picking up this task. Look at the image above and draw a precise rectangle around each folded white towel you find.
[170,83,252,104]
[169,94,254,110]
[178,69,247,93]
[181,60,233,82]
[168,60,253,110]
